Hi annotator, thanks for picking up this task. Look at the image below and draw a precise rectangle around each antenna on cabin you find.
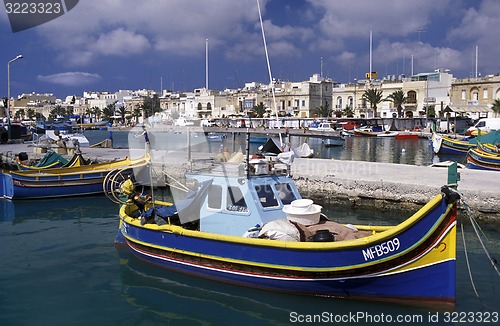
[257,0,283,149]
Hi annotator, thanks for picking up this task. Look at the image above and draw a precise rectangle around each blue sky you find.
[0,0,497,99]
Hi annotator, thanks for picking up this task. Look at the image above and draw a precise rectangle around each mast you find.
[206,38,209,90]
[369,30,372,83]
[475,45,478,79]
[257,0,283,148]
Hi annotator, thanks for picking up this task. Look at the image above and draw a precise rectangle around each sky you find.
[0,0,498,100]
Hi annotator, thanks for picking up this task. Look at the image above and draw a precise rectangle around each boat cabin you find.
[181,161,301,237]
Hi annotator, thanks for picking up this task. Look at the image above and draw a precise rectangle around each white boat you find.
[45,129,90,147]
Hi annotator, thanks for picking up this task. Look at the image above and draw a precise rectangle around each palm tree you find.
[315,102,331,118]
[117,106,130,124]
[362,88,383,118]
[492,99,500,117]
[252,102,266,118]
[385,90,407,118]
[342,105,354,118]
[132,106,142,124]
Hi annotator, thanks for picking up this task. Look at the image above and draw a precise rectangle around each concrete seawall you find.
[1,143,498,220]
[292,158,499,220]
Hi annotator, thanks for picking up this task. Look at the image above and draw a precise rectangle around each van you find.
[174,118,195,127]
[466,118,500,135]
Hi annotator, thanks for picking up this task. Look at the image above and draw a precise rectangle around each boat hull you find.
[432,133,474,155]
[467,147,500,171]
[1,156,149,199]
[116,193,458,307]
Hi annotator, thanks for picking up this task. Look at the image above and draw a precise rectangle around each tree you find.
[252,102,266,118]
[362,88,383,118]
[132,106,142,124]
[26,108,36,121]
[492,99,500,117]
[102,103,115,121]
[117,106,130,124]
[49,105,67,120]
[315,101,331,118]
[342,105,354,118]
[385,90,407,118]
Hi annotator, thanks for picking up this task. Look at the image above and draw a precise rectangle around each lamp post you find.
[7,54,23,141]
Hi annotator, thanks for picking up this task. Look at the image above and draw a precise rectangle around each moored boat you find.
[0,155,149,200]
[466,143,500,171]
[431,132,475,155]
[111,136,462,308]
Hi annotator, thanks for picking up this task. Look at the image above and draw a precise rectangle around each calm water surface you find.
[1,197,499,325]
[84,129,465,166]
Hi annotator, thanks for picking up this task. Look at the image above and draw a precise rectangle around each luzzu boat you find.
[467,142,500,171]
[112,145,462,308]
[0,155,149,200]
[431,132,475,155]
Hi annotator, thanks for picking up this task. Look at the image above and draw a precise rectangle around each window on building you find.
[302,100,306,107]
[472,92,479,101]
[461,90,466,100]
[337,96,342,109]
[483,89,488,99]
[407,91,417,104]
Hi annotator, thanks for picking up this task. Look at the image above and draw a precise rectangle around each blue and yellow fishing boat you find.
[0,155,149,200]
[467,142,500,171]
[431,132,475,155]
[113,155,461,308]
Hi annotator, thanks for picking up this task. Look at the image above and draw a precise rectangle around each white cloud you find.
[94,28,150,56]
[37,72,102,86]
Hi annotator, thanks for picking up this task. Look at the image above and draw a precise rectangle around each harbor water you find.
[83,129,464,166]
[1,129,498,325]
[1,197,499,325]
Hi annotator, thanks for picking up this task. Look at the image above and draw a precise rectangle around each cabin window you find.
[226,186,248,212]
[207,184,222,209]
[275,183,296,205]
[255,184,279,208]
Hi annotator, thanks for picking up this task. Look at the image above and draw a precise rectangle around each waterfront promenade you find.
[1,142,498,219]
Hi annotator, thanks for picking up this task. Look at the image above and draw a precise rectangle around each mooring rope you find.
[461,223,479,297]
[462,199,500,276]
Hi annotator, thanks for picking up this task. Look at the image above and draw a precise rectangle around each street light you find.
[7,54,23,141]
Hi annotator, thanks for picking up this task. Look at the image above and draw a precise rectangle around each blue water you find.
[1,197,499,325]
[83,129,465,166]
[1,130,498,325]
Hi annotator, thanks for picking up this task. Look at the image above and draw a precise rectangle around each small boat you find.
[16,150,89,171]
[45,129,90,147]
[206,132,226,142]
[323,135,345,147]
[354,125,384,137]
[112,134,462,307]
[431,132,475,155]
[395,132,419,140]
[0,155,149,200]
[432,130,500,155]
[466,142,500,171]
[249,136,269,144]
[376,131,399,137]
